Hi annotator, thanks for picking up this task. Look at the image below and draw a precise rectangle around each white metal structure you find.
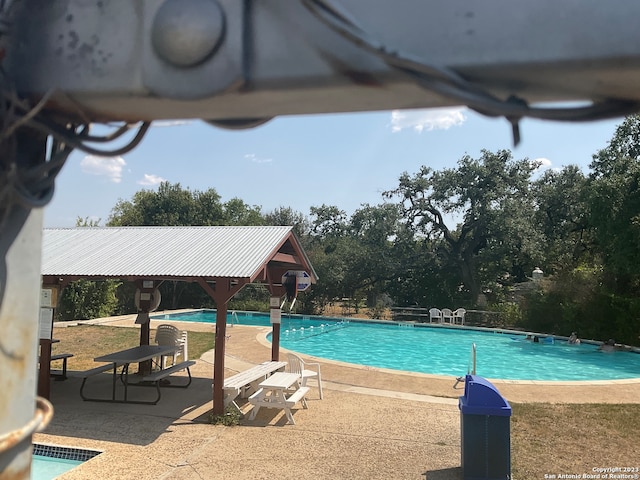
[42,226,305,279]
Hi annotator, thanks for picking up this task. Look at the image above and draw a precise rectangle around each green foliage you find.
[263,206,311,239]
[367,301,389,320]
[107,181,264,227]
[209,406,243,426]
[158,282,214,311]
[531,165,592,273]
[520,266,640,345]
[487,301,522,327]
[76,216,101,227]
[228,283,270,312]
[384,150,542,303]
[56,279,121,321]
[588,118,640,294]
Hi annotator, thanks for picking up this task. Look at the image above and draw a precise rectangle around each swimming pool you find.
[154,310,640,381]
[32,444,100,480]
[32,455,82,479]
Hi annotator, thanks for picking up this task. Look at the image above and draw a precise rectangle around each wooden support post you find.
[213,302,227,415]
[270,296,281,361]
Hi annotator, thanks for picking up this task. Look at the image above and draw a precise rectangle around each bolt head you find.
[152,0,225,67]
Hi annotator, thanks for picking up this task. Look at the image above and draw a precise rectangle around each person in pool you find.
[598,339,616,352]
[568,332,581,345]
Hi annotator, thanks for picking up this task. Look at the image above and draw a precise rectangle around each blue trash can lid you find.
[458,375,512,416]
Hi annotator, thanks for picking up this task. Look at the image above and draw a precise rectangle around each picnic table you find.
[80,344,192,404]
[223,361,287,412]
[248,372,310,425]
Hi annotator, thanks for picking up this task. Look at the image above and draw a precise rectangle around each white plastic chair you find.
[453,308,466,325]
[287,352,323,399]
[441,308,454,324]
[154,324,188,368]
[429,308,442,323]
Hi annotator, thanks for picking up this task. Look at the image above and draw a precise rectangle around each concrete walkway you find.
[34,317,640,480]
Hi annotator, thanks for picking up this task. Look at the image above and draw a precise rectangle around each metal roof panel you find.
[42,226,295,279]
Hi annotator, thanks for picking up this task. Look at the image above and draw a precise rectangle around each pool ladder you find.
[453,343,476,388]
[228,310,239,327]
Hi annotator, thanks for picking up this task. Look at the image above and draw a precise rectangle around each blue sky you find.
[43,107,622,228]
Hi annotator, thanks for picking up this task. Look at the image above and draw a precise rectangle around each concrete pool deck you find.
[34,314,640,479]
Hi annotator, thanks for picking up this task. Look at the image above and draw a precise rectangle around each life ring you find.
[134,288,161,312]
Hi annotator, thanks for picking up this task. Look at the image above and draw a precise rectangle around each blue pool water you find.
[32,455,82,479]
[154,310,640,381]
[31,444,100,479]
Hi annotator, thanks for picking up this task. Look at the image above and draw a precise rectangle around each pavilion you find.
[40,225,317,414]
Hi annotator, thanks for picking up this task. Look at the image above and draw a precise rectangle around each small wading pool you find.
[154,310,640,382]
[32,444,101,480]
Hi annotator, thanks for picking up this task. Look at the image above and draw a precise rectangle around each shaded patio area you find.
[36,349,462,480]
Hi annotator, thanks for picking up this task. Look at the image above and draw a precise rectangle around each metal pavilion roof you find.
[41,226,316,282]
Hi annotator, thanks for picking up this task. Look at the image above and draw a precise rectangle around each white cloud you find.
[80,155,126,183]
[532,157,552,171]
[390,107,467,133]
[244,153,273,164]
[137,173,166,186]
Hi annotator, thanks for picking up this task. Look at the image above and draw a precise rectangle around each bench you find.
[285,386,310,409]
[50,353,74,380]
[74,364,118,401]
[223,361,287,412]
[248,386,310,425]
[141,360,196,404]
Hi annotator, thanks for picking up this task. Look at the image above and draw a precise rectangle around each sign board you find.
[41,288,58,308]
[270,308,281,324]
[39,307,53,340]
[282,270,312,292]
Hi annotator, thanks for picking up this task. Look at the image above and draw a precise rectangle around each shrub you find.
[210,406,243,426]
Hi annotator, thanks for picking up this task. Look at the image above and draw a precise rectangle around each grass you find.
[51,324,214,370]
[50,324,640,477]
[511,403,640,478]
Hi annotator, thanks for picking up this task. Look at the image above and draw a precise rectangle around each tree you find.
[589,115,640,294]
[348,203,402,306]
[222,198,264,226]
[106,182,265,309]
[56,279,121,321]
[309,204,348,239]
[263,206,311,239]
[531,165,592,272]
[56,217,121,320]
[385,149,542,304]
[109,182,217,226]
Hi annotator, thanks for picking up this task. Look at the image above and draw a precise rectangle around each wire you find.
[302,0,640,144]
[27,116,151,156]
[75,122,138,143]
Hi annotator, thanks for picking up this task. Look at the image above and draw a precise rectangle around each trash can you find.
[459,374,512,480]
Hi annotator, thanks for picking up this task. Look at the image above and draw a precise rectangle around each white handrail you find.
[469,343,477,375]
[228,310,239,327]
[454,343,477,389]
